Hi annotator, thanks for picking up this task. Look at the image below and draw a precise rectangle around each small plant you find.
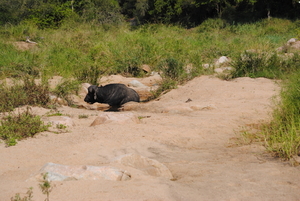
[39,173,53,201]
[46,110,63,117]
[149,78,177,100]
[78,114,89,119]
[0,107,49,146]
[56,124,67,130]
[11,173,54,201]
[51,79,80,106]
[11,187,33,201]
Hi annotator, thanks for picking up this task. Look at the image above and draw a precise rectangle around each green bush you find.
[196,18,228,33]
[51,79,80,106]
[158,57,185,80]
[0,107,49,146]
[0,77,50,112]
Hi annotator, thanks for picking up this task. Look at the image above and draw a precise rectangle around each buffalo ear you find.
[88,85,98,93]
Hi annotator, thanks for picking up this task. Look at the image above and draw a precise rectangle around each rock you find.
[290,41,300,50]
[44,116,75,127]
[128,80,148,88]
[202,63,212,69]
[141,64,151,73]
[30,163,131,181]
[215,56,230,66]
[115,153,173,179]
[13,41,37,51]
[90,112,139,126]
[84,103,110,110]
[214,67,234,74]
[277,38,300,52]
[78,83,91,97]
[122,102,143,111]
[49,95,68,105]
[287,38,297,45]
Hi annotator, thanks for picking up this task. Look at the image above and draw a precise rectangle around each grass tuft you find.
[262,71,300,160]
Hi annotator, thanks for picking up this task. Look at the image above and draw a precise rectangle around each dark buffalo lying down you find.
[84,83,140,107]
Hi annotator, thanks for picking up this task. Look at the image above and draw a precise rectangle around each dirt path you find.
[1,75,300,201]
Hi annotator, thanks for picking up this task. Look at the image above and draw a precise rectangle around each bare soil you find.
[1,75,300,201]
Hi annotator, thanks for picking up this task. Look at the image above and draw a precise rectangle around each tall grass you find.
[0,18,297,80]
[262,71,300,159]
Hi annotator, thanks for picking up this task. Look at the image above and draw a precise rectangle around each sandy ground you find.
[1,75,300,201]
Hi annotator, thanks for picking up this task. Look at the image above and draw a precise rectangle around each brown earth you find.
[1,75,300,201]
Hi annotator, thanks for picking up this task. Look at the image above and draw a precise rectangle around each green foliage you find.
[39,173,53,201]
[262,71,300,159]
[74,65,106,85]
[11,187,33,201]
[196,18,228,32]
[0,42,40,78]
[159,57,185,80]
[27,2,74,29]
[51,79,80,106]
[78,114,89,119]
[0,107,49,146]
[0,77,50,112]
[11,173,53,201]
[81,0,123,25]
[150,78,177,100]
[231,52,300,79]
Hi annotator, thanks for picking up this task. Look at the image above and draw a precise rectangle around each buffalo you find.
[84,83,140,107]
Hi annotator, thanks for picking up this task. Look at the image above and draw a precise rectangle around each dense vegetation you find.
[1,0,300,28]
[0,0,300,161]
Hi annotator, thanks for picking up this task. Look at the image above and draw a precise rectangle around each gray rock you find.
[215,56,230,66]
[115,153,173,179]
[30,163,131,181]
[202,63,213,69]
[214,67,234,73]
[287,38,297,45]
[128,80,148,88]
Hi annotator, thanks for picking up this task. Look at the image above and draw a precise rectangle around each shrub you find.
[196,18,227,33]
[0,76,50,112]
[74,65,106,85]
[51,79,80,106]
[158,57,185,80]
[0,107,49,146]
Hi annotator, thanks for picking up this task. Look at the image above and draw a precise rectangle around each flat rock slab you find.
[29,163,131,181]
[115,153,173,180]
[43,116,75,127]
[90,112,139,126]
